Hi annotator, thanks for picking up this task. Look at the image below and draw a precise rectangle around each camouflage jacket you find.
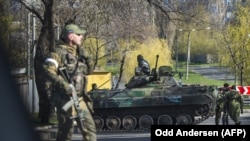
[226,90,243,106]
[43,41,94,100]
[216,88,230,107]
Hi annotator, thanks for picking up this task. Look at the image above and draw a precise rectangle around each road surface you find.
[190,65,235,82]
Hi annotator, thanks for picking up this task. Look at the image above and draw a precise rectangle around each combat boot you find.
[222,121,226,125]
[235,121,241,125]
[222,118,228,125]
[224,118,228,125]
[215,121,219,125]
[222,114,228,125]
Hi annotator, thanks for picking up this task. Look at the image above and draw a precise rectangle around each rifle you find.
[59,67,84,124]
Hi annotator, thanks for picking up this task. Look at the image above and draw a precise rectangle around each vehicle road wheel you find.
[106,116,121,130]
[93,116,104,130]
[176,114,192,125]
[157,115,173,125]
[122,115,137,130]
[139,115,153,129]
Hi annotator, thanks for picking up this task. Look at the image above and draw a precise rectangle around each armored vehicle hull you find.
[89,83,218,131]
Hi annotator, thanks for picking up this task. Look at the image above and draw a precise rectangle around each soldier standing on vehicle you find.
[226,85,244,125]
[215,83,230,125]
[42,24,96,141]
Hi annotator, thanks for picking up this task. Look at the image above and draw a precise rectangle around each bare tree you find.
[18,0,55,123]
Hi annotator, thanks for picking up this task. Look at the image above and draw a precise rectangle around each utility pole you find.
[31,14,36,113]
[178,27,210,80]
[27,13,31,112]
[186,30,192,80]
[175,36,179,72]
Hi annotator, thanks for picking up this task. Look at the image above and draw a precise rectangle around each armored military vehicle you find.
[88,56,218,131]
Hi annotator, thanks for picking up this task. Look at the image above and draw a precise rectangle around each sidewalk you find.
[243,108,250,113]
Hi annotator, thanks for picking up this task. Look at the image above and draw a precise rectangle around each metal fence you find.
[12,71,39,113]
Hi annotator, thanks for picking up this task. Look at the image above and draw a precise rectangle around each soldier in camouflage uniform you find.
[136,54,151,76]
[221,83,230,125]
[43,24,96,141]
[226,85,244,125]
[215,83,230,125]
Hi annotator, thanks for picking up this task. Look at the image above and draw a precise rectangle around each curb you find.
[35,125,58,131]
[35,125,57,141]
[243,109,250,113]
[35,124,82,140]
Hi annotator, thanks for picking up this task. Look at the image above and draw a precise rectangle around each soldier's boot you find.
[225,117,229,125]
[222,121,226,125]
[235,121,241,125]
[222,114,228,125]
[215,118,220,125]
[225,120,228,125]
[222,118,226,125]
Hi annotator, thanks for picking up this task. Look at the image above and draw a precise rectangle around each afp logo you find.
[221,129,246,138]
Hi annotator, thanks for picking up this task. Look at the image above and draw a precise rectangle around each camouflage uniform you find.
[43,24,96,141]
[226,86,244,125]
[215,84,229,125]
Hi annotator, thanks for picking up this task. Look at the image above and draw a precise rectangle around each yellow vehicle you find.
[87,71,112,91]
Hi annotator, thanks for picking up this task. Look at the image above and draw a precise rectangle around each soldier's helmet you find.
[137,54,143,62]
[224,83,229,87]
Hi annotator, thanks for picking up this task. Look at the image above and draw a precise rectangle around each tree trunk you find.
[115,54,126,90]
[34,0,54,123]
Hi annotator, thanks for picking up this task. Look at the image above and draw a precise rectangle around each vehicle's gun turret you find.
[150,55,159,82]
[158,66,180,87]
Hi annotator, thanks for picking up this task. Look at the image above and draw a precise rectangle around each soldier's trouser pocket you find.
[77,109,96,141]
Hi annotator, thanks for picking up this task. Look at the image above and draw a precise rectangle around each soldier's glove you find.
[59,78,73,95]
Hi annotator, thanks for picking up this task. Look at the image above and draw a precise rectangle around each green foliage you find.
[105,64,120,75]
[176,70,232,86]
[0,13,24,68]
[217,5,250,85]
[0,15,12,46]
[82,37,107,69]
[177,28,215,62]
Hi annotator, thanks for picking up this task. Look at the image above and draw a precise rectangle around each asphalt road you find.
[189,65,235,82]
